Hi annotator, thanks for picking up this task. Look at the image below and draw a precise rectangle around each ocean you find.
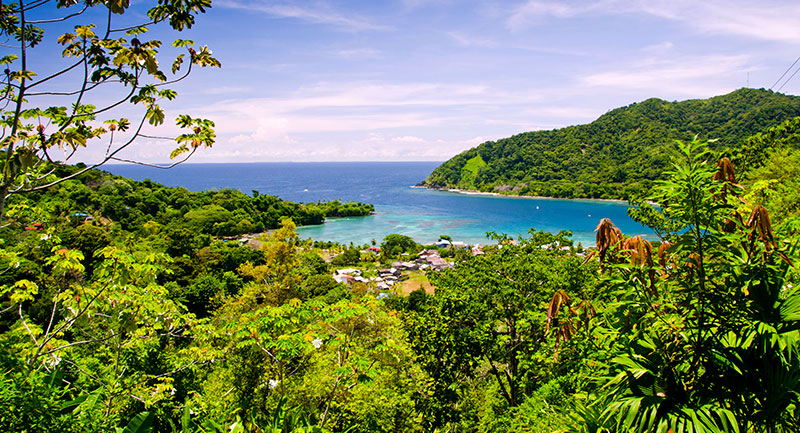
[104,161,650,246]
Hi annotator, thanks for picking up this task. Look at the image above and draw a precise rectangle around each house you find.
[333,274,355,284]
[428,257,452,269]
[378,268,401,277]
[336,268,361,276]
[391,261,418,271]
[434,240,451,248]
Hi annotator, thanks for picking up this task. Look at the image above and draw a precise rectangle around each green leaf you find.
[74,24,96,39]
[172,39,195,48]
[125,26,149,36]
[57,33,75,45]
[143,55,159,75]
[780,286,800,322]
[147,106,165,126]
[119,411,153,433]
[106,0,130,15]
[171,54,184,74]
[10,279,39,304]
[180,406,191,431]
[228,421,244,433]
[9,70,37,82]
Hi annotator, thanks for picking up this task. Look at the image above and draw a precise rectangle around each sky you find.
[31,0,800,163]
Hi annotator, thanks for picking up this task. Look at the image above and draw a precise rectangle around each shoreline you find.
[411,184,632,204]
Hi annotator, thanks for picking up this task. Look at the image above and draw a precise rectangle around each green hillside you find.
[15,164,374,239]
[421,88,800,199]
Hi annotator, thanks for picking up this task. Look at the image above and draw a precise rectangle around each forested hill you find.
[421,88,800,199]
[17,164,373,239]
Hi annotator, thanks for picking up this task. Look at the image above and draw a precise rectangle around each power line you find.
[777,64,800,92]
[770,55,800,90]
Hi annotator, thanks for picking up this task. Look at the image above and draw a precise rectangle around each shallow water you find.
[105,161,649,245]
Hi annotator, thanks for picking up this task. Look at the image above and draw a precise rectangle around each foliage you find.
[734,117,800,238]
[380,234,418,259]
[734,116,800,174]
[564,139,800,432]
[6,78,800,433]
[0,230,207,430]
[403,230,598,430]
[0,0,221,220]
[5,164,373,239]
[424,89,800,200]
[330,246,361,267]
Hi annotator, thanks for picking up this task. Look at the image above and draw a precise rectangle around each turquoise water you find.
[105,161,650,245]
[296,192,637,245]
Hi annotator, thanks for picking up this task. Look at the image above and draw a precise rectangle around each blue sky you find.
[40,0,800,162]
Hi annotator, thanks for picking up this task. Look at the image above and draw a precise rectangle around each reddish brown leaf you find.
[623,235,654,267]
[595,218,622,266]
[747,205,777,249]
[547,290,571,331]
[713,157,737,183]
[657,241,672,268]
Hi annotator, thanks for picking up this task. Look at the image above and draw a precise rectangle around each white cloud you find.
[580,54,752,96]
[641,41,674,53]
[334,48,381,58]
[168,133,485,162]
[201,85,253,95]
[127,80,569,162]
[216,0,389,31]
[447,31,497,48]
[392,135,427,143]
[507,0,800,43]
[632,0,800,43]
[399,0,455,13]
[507,0,601,31]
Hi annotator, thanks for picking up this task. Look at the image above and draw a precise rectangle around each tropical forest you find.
[2,1,800,433]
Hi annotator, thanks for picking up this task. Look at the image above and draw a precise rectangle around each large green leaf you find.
[116,411,154,433]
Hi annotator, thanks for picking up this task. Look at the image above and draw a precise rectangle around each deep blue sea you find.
[104,162,650,245]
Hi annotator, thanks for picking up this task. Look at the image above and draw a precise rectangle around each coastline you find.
[411,184,631,204]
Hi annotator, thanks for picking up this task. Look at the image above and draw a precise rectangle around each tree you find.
[405,231,597,429]
[0,0,220,220]
[423,89,800,201]
[380,234,417,259]
[0,239,207,429]
[0,1,220,429]
[560,140,800,432]
[191,220,425,431]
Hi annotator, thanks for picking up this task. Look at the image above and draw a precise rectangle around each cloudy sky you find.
[39,0,800,162]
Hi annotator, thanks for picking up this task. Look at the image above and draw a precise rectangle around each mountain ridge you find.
[420,88,800,200]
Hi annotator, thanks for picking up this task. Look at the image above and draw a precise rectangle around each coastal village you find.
[330,239,484,294]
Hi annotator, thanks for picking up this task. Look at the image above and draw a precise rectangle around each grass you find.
[397,270,435,295]
[459,154,486,189]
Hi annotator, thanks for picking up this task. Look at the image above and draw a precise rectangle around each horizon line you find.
[102,160,446,165]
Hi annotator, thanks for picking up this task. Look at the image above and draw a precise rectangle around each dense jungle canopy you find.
[422,88,800,199]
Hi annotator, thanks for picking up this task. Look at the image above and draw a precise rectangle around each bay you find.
[104,161,650,245]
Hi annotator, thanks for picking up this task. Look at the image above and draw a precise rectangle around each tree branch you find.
[109,147,197,169]
[20,304,40,349]
[28,4,89,24]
